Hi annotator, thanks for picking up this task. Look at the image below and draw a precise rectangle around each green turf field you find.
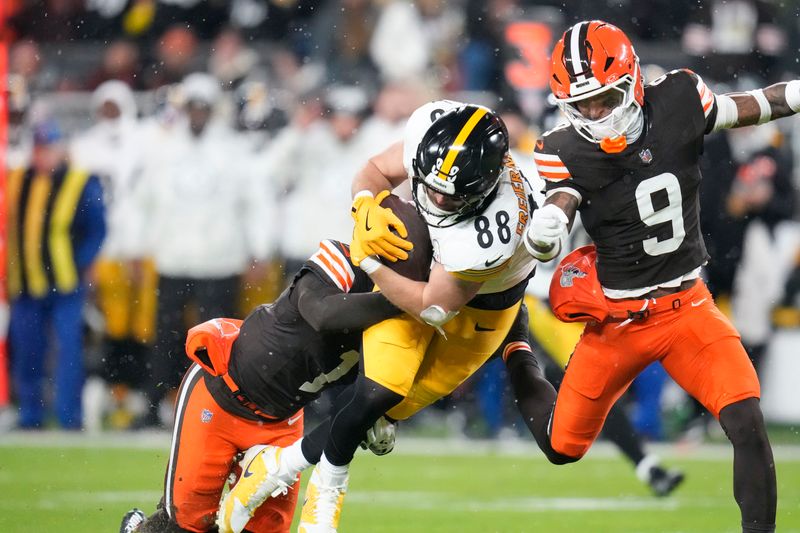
[1,435,799,532]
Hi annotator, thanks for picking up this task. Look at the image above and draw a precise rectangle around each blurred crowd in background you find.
[3,0,800,443]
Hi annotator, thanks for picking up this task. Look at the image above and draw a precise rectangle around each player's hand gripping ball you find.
[351,193,433,281]
[351,190,414,265]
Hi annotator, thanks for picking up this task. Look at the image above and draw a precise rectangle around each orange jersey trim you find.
[310,240,354,292]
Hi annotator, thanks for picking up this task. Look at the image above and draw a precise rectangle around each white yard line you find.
[0,490,163,510]
[346,491,695,512]
[1,487,711,514]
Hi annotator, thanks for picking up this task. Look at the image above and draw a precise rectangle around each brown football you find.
[380,194,432,282]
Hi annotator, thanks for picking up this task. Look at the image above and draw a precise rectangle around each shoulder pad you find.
[646,68,713,119]
[308,239,356,292]
[533,132,572,183]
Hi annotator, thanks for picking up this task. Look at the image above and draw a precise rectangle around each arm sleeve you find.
[295,271,401,332]
[498,304,558,456]
[73,176,107,271]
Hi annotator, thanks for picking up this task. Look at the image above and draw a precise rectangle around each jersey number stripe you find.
[635,173,686,256]
[298,350,359,393]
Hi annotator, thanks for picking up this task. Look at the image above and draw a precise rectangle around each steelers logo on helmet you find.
[550,20,645,153]
[411,104,509,228]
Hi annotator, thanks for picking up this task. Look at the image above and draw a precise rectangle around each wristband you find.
[359,255,382,274]
[785,80,800,113]
[353,190,375,200]
[746,88,771,124]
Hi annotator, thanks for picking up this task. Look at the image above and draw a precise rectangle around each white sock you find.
[318,453,349,487]
[635,454,660,483]
[283,438,313,475]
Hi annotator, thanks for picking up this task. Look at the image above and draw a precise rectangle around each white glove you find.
[524,204,569,261]
[360,416,396,456]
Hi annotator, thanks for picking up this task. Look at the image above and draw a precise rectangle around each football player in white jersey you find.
[290,101,552,531]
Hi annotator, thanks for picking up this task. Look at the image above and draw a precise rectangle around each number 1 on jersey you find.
[635,173,685,256]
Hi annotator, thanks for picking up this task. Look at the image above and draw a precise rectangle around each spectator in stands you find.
[371,81,434,133]
[70,80,155,431]
[208,27,260,89]
[6,0,85,42]
[0,73,32,432]
[143,25,199,90]
[132,73,272,427]
[309,0,379,86]
[8,119,106,429]
[682,0,787,82]
[270,86,388,276]
[5,74,33,171]
[8,40,61,93]
[369,1,430,83]
[729,122,797,375]
[86,40,143,90]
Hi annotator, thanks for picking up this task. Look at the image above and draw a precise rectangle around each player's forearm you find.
[352,159,397,197]
[721,81,800,129]
[315,292,401,331]
[366,266,428,318]
[367,264,477,320]
[351,141,408,197]
[296,275,401,331]
[544,191,579,230]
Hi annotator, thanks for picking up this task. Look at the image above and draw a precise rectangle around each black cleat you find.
[119,508,146,533]
[647,465,685,497]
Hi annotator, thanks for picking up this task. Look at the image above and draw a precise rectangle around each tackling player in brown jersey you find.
[119,197,432,533]
[524,20,800,533]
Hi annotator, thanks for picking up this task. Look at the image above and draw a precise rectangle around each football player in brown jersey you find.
[119,197,432,533]
[524,20,800,533]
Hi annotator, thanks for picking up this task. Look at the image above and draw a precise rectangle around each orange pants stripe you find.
[551,281,760,458]
[167,364,303,532]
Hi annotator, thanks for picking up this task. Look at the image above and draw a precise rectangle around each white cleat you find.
[361,416,396,456]
[298,465,348,533]
[217,445,297,533]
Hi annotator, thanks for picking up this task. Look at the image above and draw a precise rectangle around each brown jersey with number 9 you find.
[535,69,710,291]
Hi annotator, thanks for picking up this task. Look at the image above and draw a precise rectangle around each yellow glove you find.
[349,231,377,267]
[351,190,413,265]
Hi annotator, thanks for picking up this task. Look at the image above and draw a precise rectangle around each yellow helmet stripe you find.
[437,107,488,180]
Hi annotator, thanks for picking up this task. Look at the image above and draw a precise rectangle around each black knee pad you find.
[719,397,768,447]
[353,376,404,418]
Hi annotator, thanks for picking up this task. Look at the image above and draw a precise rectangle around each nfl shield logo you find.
[201,409,213,423]
[639,148,653,165]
